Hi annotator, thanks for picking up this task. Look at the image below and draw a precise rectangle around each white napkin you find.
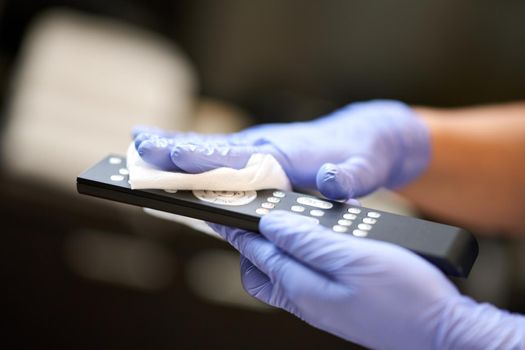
[126,143,291,237]
[127,143,291,191]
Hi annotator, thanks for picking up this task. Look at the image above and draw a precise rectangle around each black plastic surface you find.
[77,155,479,277]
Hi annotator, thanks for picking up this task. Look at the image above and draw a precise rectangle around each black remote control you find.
[77,155,478,277]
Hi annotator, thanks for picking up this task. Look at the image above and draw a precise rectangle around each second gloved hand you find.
[133,100,430,199]
[209,212,525,350]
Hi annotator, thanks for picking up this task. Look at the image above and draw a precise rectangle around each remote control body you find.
[77,155,478,277]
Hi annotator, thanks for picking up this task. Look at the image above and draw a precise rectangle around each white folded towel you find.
[126,143,291,191]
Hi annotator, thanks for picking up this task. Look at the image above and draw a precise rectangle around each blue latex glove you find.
[209,211,525,350]
[133,100,430,199]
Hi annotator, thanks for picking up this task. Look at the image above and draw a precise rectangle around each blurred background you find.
[1,1,525,349]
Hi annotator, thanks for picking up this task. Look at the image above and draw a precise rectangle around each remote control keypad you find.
[326,205,382,238]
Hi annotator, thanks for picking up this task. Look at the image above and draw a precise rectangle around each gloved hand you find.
[209,211,525,350]
[133,100,430,199]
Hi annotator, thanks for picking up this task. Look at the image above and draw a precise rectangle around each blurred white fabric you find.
[2,9,196,191]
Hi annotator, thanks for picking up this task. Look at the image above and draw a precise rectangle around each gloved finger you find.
[240,256,304,315]
[207,222,326,297]
[136,136,182,171]
[132,125,179,139]
[135,132,238,171]
[316,156,389,199]
[240,255,272,299]
[259,211,367,272]
[170,143,277,173]
[134,131,233,149]
[207,222,264,250]
[240,256,274,304]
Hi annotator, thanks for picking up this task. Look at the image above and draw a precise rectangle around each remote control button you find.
[337,219,352,226]
[267,197,280,203]
[119,168,129,175]
[109,157,122,165]
[332,225,348,233]
[297,197,333,209]
[110,175,124,181]
[309,209,325,217]
[343,213,357,220]
[164,189,178,193]
[362,217,377,225]
[256,208,270,215]
[193,190,257,206]
[348,208,361,214]
[358,223,372,231]
[261,202,275,209]
[273,191,286,198]
[352,229,368,237]
[291,205,305,213]
[367,211,381,218]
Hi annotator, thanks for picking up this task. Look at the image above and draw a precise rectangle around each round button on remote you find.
[337,219,352,226]
[261,202,275,209]
[110,175,124,181]
[367,212,381,218]
[333,225,348,233]
[348,208,361,214]
[109,157,122,165]
[343,213,357,220]
[352,229,368,237]
[193,190,257,206]
[358,223,372,231]
[310,209,324,217]
[291,205,305,213]
[273,191,286,198]
[256,208,270,215]
[363,217,377,225]
[267,197,280,203]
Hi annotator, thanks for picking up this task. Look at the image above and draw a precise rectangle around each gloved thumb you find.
[316,156,390,199]
[260,211,363,272]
